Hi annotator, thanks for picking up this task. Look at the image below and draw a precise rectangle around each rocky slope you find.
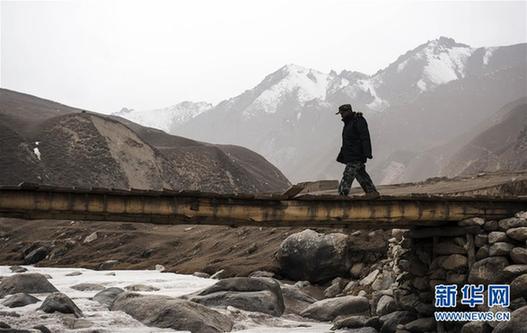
[0,88,290,193]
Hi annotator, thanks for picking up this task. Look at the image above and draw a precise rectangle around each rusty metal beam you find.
[0,185,525,228]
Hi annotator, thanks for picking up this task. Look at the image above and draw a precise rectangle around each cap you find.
[335,104,353,114]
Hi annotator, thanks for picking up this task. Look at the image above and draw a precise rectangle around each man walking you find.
[336,104,380,198]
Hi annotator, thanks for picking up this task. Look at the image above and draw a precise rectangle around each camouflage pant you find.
[338,161,377,196]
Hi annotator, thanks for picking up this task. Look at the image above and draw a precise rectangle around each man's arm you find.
[357,117,372,159]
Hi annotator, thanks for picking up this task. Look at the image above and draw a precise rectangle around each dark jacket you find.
[337,112,372,164]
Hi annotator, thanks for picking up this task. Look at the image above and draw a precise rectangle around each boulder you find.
[24,246,50,265]
[324,277,348,298]
[488,232,509,244]
[93,287,125,307]
[1,293,40,308]
[280,284,317,315]
[468,257,509,284]
[124,284,160,292]
[403,317,435,332]
[492,305,527,333]
[71,283,105,291]
[9,266,27,273]
[506,227,527,241]
[488,242,514,256]
[300,295,370,321]
[331,315,381,330]
[360,269,380,286]
[461,321,491,333]
[0,273,58,297]
[458,217,485,226]
[277,229,351,282]
[504,264,527,278]
[376,295,397,316]
[38,292,83,318]
[511,247,527,264]
[111,292,233,333]
[379,311,417,333]
[499,217,527,230]
[511,274,527,299]
[188,277,284,316]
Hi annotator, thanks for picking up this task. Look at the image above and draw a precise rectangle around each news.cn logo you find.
[434,284,511,322]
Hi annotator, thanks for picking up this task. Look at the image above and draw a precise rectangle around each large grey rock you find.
[111,292,233,333]
[492,305,527,333]
[468,257,509,284]
[403,318,435,332]
[277,229,351,282]
[331,315,381,330]
[1,293,40,308]
[461,321,491,333]
[38,292,83,318]
[188,277,284,316]
[488,242,514,256]
[459,217,485,226]
[499,217,527,230]
[488,232,509,244]
[124,284,160,292]
[379,311,417,333]
[71,283,105,291]
[376,295,397,316]
[280,284,317,315]
[511,247,527,264]
[300,295,370,321]
[511,274,527,299]
[0,273,58,297]
[93,287,125,307]
[504,264,527,278]
[324,277,348,298]
[506,227,527,241]
[360,269,380,286]
[24,246,50,265]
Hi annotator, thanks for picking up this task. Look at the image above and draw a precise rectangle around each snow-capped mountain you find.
[113,101,212,133]
[136,37,526,184]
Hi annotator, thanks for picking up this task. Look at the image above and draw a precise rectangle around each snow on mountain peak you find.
[243,64,332,117]
[114,101,212,133]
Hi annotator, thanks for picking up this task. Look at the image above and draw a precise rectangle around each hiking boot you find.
[364,191,380,199]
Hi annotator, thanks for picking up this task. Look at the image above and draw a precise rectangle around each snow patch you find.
[483,47,497,65]
[244,65,331,117]
[33,147,41,160]
[357,78,389,111]
[115,102,212,133]
[422,44,474,86]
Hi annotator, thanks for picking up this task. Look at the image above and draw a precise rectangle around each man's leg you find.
[355,162,378,194]
[338,162,359,196]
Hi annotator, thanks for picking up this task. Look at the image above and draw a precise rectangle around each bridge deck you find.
[0,184,526,228]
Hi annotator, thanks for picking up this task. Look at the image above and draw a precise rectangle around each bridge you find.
[0,184,526,228]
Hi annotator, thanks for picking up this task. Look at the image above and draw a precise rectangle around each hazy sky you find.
[1,0,526,113]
